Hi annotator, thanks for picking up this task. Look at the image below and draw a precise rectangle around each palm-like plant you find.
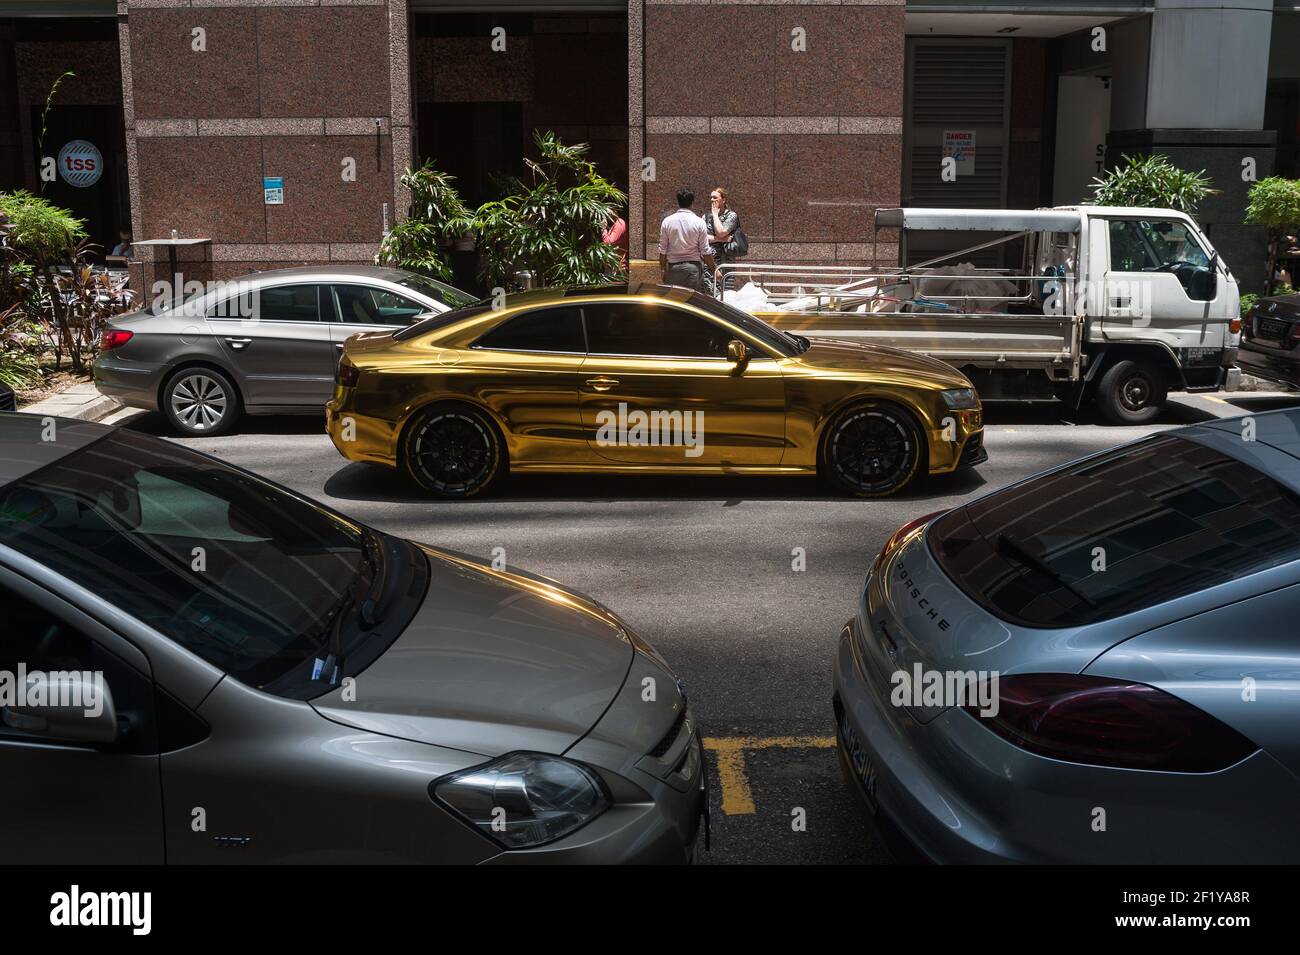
[376,163,473,283]
[1087,154,1219,216]
[473,131,626,289]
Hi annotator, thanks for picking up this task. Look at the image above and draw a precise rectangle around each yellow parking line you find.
[703,736,836,815]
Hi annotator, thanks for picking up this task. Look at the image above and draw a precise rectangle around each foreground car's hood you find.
[312,547,634,757]
[796,338,970,388]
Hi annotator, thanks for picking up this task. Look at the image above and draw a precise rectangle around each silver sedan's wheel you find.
[164,369,241,436]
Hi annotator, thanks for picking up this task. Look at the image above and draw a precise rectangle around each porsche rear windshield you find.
[928,435,1300,628]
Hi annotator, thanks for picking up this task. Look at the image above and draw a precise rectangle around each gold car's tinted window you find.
[474,306,586,353]
[582,302,732,359]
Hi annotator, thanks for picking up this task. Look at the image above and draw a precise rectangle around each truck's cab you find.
[1061,205,1240,422]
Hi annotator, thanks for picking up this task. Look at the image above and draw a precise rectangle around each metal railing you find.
[715,262,1073,318]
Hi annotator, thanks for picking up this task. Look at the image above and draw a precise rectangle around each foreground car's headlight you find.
[432,753,610,849]
[940,387,978,409]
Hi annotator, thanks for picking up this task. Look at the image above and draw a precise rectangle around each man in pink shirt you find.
[658,187,715,291]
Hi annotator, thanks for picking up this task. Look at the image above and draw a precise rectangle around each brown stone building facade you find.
[3,1,1298,294]
[636,0,905,267]
[118,0,412,287]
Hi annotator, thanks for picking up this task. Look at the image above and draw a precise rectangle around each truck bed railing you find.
[715,262,1082,376]
[714,263,1071,316]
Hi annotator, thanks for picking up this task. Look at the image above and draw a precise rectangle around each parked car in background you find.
[1238,291,1300,389]
[326,283,986,500]
[92,265,477,436]
[835,407,1300,863]
[0,411,705,863]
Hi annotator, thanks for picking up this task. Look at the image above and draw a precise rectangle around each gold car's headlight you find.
[940,387,978,410]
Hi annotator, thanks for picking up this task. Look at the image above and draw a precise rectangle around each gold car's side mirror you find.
[727,339,748,364]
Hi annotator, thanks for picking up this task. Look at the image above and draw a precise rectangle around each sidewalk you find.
[19,381,120,422]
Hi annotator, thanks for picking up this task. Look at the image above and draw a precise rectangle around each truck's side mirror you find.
[2,672,118,744]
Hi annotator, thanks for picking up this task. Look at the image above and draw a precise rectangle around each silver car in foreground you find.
[92,266,477,436]
[0,413,705,863]
[835,407,1300,863]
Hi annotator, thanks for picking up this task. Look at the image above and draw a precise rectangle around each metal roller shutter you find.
[904,38,1011,210]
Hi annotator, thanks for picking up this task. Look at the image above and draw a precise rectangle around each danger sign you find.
[942,130,976,176]
[57,140,103,188]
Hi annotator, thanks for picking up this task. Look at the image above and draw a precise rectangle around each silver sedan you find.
[834,407,1300,863]
[0,412,705,863]
[92,265,477,436]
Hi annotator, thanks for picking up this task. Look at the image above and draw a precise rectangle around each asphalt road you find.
[110,391,1300,864]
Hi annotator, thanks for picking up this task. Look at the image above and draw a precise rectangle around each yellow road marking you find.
[1202,394,1232,405]
[703,736,836,815]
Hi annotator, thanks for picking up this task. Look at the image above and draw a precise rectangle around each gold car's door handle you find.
[585,377,619,392]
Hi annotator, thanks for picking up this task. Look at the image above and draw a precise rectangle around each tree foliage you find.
[1087,153,1219,216]
[472,131,626,289]
[1245,177,1300,293]
[375,163,473,282]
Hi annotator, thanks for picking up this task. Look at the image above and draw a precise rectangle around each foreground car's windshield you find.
[0,429,391,694]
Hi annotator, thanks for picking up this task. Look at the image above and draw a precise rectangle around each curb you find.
[19,392,123,424]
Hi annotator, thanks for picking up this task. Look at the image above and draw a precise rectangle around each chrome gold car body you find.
[325,283,985,497]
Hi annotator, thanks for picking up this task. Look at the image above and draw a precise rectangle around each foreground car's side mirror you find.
[727,339,748,364]
[2,672,118,744]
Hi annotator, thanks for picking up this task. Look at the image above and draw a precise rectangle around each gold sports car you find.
[325,283,985,499]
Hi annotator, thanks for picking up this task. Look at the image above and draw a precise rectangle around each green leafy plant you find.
[1087,154,1219,216]
[0,303,41,391]
[0,190,88,370]
[376,162,472,283]
[472,131,625,289]
[1244,177,1300,294]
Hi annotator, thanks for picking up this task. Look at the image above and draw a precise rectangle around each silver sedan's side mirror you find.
[2,672,118,744]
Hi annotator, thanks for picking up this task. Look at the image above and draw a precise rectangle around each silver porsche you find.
[835,406,1300,863]
[0,412,705,863]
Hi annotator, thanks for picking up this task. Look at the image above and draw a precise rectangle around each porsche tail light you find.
[964,674,1257,773]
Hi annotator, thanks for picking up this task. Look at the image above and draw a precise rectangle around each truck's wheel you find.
[1095,360,1167,425]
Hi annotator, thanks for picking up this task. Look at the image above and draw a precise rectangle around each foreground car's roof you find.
[0,413,112,486]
